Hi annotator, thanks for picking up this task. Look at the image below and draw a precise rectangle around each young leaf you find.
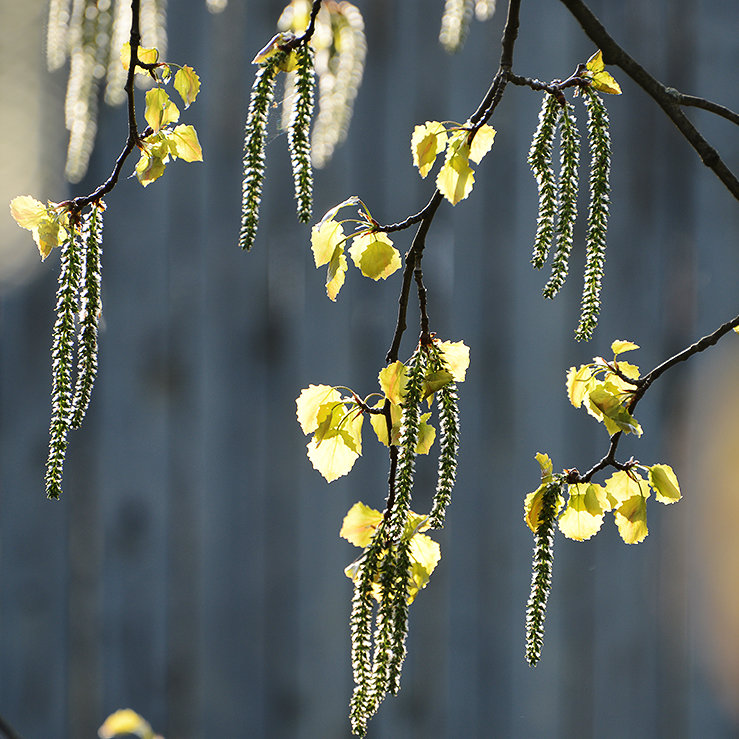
[379,361,408,406]
[613,495,648,543]
[307,431,360,482]
[311,219,345,266]
[348,232,401,280]
[325,246,348,301]
[588,384,642,436]
[468,124,496,164]
[415,412,436,455]
[436,340,470,382]
[583,50,622,95]
[648,464,681,504]
[296,384,343,433]
[436,136,475,205]
[604,469,647,508]
[558,483,608,541]
[173,65,201,108]
[120,42,160,74]
[566,364,595,408]
[411,121,448,178]
[407,533,441,602]
[135,136,171,187]
[340,501,384,548]
[99,708,157,739]
[369,400,402,447]
[611,339,639,356]
[167,124,203,162]
[144,88,180,134]
[10,196,69,260]
[535,452,553,482]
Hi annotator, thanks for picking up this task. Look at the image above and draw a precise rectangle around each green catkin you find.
[427,347,460,528]
[576,89,612,341]
[239,52,284,251]
[71,203,104,428]
[542,101,580,298]
[528,94,560,269]
[288,45,315,222]
[46,231,82,499]
[525,481,561,665]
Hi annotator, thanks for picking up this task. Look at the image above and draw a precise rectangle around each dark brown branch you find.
[576,313,739,482]
[558,0,739,199]
[668,89,739,126]
[0,711,24,739]
[64,0,143,214]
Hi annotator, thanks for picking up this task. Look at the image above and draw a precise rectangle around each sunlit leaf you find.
[348,232,401,280]
[468,123,496,164]
[613,494,648,543]
[422,369,454,399]
[10,195,47,230]
[588,384,642,436]
[120,42,160,74]
[566,364,595,408]
[296,384,342,433]
[535,452,553,482]
[135,136,170,186]
[611,339,639,356]
[436,134,475,205]
[311,219,346,267]
[307,432,359,482]
[436,340,470,382]
[415,412,436,454]
[252,32,293,64]
[648,464,681,504]
[379,361,408,405]
[407,533,441,602]
[144,88,180,133]
[174,65,200,108]
[167,124,203,162]
[98,708,154,739]
[604,469,648,508]
[340,501,383,548]
[316,196,360,227]
[325,246,348,301]
[9,196,69,259]
[558,483,608,541]
[411,121,447,178]
[584,50,622,95]
[369,400,402,447]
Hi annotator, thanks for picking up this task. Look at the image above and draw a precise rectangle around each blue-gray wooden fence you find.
[1,1,737,737]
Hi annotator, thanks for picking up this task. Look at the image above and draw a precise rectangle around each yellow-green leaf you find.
[411,121,447,178]
[611,339,639,356]
[604,470,648,509]
[566,364,595,408]
[468,124,496,164]
[167,124,203,162]
[120,42,160,74]
[348,232,401,280]
[648,464,681,504]
[144,88,180,133]
[535,452,553,482]
[307,433,359,482]
[296,384,342,434]
[379,361,408,405]
[173,65,200,108]
[98,708,154,739]
[252,32,292,64]
[422,369,454,400]
[9,195,47,230]
[436,140,475,205]
[558,483,608,541]
[311,219,345,267]
[135,137,170,187]
[584,50,622,95]
[436,340,470,382]
[613,494,648,543]
[325,246,347,301]
[369,400,402,446]
[340,501,383,548]
[588,385,642,436]
[407,533,441,603]
[415,412,436,454]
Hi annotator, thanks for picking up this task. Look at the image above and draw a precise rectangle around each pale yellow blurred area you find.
[680,338,739,723]
[0,0,66,292]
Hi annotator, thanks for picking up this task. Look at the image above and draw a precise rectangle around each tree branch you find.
[0,712,24,739]
[558,0,739,199]
[576,313,739,482]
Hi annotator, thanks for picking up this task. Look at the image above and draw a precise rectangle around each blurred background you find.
[1,1,737,737]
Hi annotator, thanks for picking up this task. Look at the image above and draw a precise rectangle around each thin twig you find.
[576,313,739,482]
[668,90,739,126]
[0,711,25,739]
[558,0,739,199]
